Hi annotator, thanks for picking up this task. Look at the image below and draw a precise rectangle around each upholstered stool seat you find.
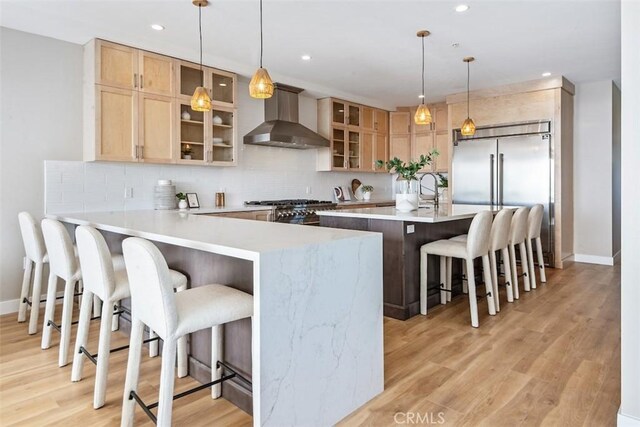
[526,204,546,288]
[121,237,253,427]
[508,207,531,299]
[71,226,188,409]
[420,210,495,327]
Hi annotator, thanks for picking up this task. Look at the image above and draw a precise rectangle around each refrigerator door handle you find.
[490,154,495,205]
[499,153,504,206]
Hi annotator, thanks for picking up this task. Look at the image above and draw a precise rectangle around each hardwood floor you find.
[0,262,619,426]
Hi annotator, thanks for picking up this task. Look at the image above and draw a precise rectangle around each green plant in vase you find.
[376,149,439,211]
[361,185,374,201]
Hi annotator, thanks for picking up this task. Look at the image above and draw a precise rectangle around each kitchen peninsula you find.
[46,210,384,427]
[318,204,506,320]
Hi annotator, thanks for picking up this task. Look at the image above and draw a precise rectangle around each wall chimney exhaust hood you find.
[243,83,329,149]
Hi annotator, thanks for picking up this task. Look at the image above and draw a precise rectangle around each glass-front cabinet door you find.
[177,101,206,164]
[332,101,347,126]
[348,130,361,169]
[348,104,361,127]
[332,128,346,169]
[210,106,236,164]
[177,62,205,99]
[209,69,235,107]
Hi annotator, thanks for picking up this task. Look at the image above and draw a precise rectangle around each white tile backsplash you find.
[45,147,395,213]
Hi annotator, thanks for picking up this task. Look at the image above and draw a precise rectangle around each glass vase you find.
[395,177,419,212]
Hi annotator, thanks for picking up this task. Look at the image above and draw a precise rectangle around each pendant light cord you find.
[421,35,425,105]
[198,4,203,84]
[259,0,264,68]
[466,60,470,119]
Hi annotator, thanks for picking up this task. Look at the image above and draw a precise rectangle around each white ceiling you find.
[0,0,621,110]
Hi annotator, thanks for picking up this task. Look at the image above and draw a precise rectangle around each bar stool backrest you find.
[528,204,544,239]
[509,207,530,245]
[18,212,46,263]
[41,219,77,281]
[489,209,514,251]
[75,226,116,302]
[467,210,493,259]
[122,237,178,341]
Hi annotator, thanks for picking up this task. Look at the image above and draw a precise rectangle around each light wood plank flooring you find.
[0,262,619,426]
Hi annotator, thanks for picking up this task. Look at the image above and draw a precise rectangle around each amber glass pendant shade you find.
[414,104,433,125]
[191,86,212,112]
[461,117,476,136]
[249,67,274,99]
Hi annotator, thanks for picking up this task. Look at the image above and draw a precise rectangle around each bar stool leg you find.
[149,330,159,357]
[211,325,223,399]
[111,301,120,332]
[71,289,94,382]
[509,244,520,300]
[466,258,479,327]
[93,295,102,319]
[482,255,496,315]
[156,337,177,427]
[502,248,514,303]
[419,249,428,315]
[462,261,468,294]
[446,257,452,302]
[28,262,44,335]
[489,250,500,312]
[536,237,547,282]
[439,256,447,305]
[18,260,33,322]
[526,238,537,289]
[59,279,77,367]
[41,272,59,349]
[519,242,530,292]
[77,280,83,307]
[122,318,145,427]
[177,335,188,378]
[94,299,113,409]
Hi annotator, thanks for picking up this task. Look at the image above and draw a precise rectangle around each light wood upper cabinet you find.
[94,85,138,162]
[390,134,411,162]
[84,39,237,166]
[434,132,449,171]
[317,98,389,172]
[139,52,174,96]
[95,40,137,90]
[139,94,175,163]
[375,110,388,133]
[390,111,411,135]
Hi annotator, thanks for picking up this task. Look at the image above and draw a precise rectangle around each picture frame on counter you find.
[186,193,200,208]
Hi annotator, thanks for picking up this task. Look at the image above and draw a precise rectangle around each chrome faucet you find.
[419,172,439,207]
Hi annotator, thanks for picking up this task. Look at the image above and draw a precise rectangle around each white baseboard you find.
[573,253,615,266]
[0,290,66,316]
[618,409,640,426]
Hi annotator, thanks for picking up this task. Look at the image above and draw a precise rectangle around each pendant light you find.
[249,0,274,98]
[191,0,212,112]
[414,30,432,125]
[460,56,476,136]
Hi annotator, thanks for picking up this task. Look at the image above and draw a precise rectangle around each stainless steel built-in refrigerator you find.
[451,121,554,265]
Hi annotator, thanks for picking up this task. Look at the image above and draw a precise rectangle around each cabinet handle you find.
[134,73,138,88]
[138,146,143,159]
[140,74,143,89]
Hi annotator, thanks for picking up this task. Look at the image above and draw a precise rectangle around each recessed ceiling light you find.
[455,4,469,12]
[542,72,551,77]
[418,95,425,99]
[151,24,165,31]
[301,54,312,61]
[451,42,460,48]
[219,83,227,87]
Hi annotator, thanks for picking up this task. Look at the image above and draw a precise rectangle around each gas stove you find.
[244,199,337,225]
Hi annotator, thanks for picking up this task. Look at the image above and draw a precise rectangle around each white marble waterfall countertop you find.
[47,209,384,426]
[318,203,512,223]
[47,210,375,261]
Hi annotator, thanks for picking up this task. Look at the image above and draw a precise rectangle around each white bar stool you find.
[121,237,253,427]
[420,210,495,327]
[18,212,49,334]
[71,226,189,409]
[526,204,547,288]
[449,208,515,312]
[508,207,531,299]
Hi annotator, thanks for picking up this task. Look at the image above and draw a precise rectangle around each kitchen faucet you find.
[419,172,439,207]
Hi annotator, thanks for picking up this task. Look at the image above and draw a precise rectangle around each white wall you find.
[1,28,393,309]
[0,28,83,307]
[620,1,640,424]
[573,80,621,265]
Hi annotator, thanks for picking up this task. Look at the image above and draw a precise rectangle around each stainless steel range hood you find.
[243,83,329,149]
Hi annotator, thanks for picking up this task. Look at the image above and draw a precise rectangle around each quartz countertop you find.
[182,205,274,215]
[47,210,376,261]
[318,203,512,223]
